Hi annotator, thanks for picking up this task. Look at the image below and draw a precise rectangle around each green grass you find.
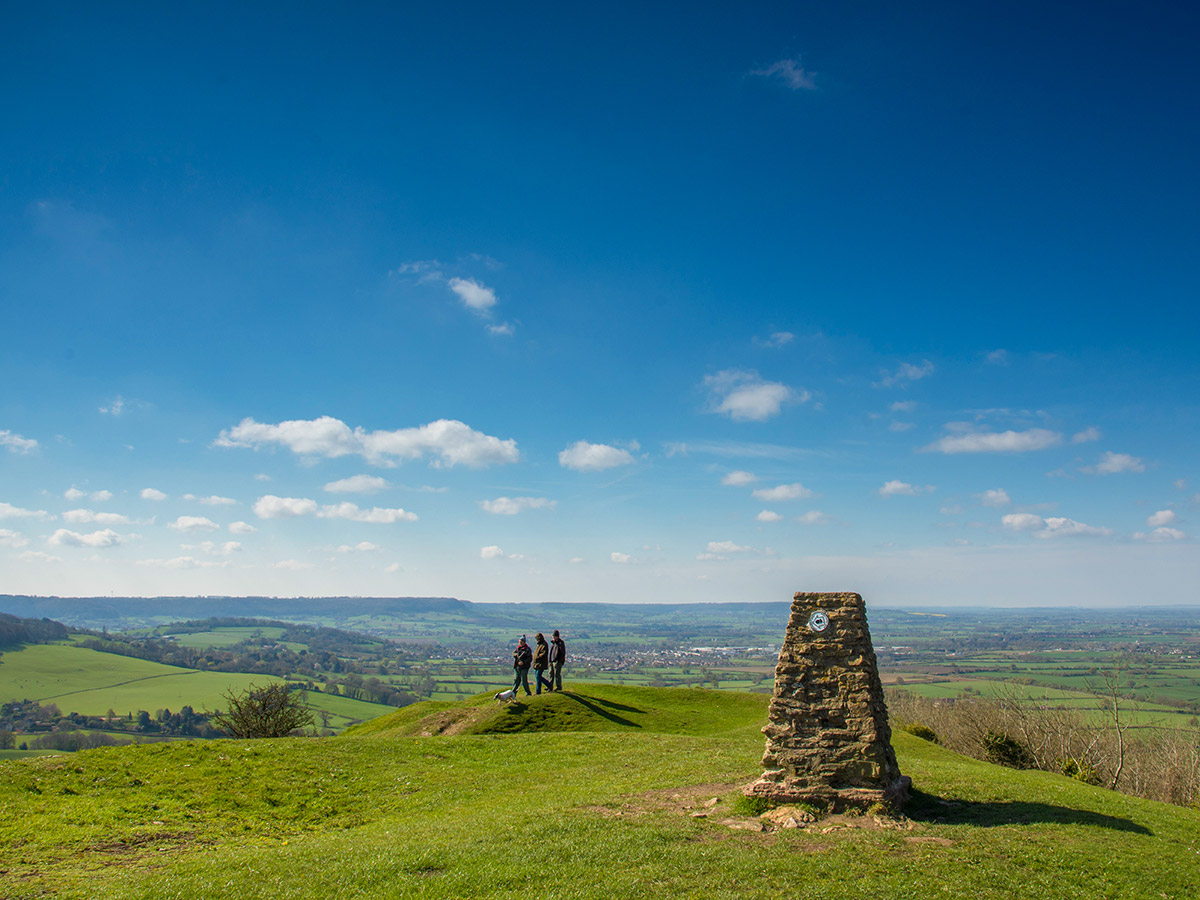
[0,642,394,730]
[166,626,288,648]
[1,684,1197,899]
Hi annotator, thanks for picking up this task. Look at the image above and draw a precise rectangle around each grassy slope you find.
[0,684,1195,899]
[0,641,391,729]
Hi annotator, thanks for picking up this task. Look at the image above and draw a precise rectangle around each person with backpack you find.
[532,633,552,694]
[549,630,566,692]
[512,636,533,696]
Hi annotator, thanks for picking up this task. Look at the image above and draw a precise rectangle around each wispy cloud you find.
[480,496,557,515]
[324,475,391,494]
[0,430,38,454]
[752,482,814,501]
[1081,451,1144,475]
[721,470,757,487]
[922,425,1062,454]
[876,360,934,388]
[878,480,934,498]
[750,56,817,91]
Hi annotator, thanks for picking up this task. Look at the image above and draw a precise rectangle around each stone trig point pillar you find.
[745,591,909,811]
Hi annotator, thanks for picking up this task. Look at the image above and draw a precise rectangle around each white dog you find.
[494,688,516,703]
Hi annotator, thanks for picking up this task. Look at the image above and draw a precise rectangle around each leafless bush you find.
[886,685,1200,809]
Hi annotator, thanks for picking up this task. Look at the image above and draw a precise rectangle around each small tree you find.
[209,683,313,738]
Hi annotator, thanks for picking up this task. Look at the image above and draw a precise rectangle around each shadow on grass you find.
[905,788,1152,834]
[560,692,645,728]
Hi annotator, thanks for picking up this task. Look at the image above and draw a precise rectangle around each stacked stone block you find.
[745,591,909,810]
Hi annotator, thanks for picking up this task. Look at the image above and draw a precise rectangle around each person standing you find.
[549,629,566,692]
[512,636,532,696]
[532,632,551,694]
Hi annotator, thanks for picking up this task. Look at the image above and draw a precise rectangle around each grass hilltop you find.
[2,684,1197,899]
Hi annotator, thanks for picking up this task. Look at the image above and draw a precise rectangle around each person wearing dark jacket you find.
[512,636,532,696]
[532,632,552,694]
[549,630,566,691]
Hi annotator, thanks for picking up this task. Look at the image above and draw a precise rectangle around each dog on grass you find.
[494,688,516,703]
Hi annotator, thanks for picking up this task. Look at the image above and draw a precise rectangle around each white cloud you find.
[18,550,61,563]
[193,495,236,506]
[569,556,584,564]
[140,488,168,501]
[487,322,515,336]
[229,520,257,535]
[796,510,830,525]
[876,360,934,388]
[1134,527,1186,542]
[480,496,557,515]
[183,541,243,556]
[704,369,802,422]
[706,540,752,554]
[750,56,817,91]
[217,416,519,469]
[879,480,931,498]
[62,509,132,525]
[889,421,916,432]
[98,395,126,415]
[1001,513,1046,532]
[1147,509,1177,527]
[0,529,29,548]
[254,495,321,519]
[447,277,497,312]
[168,516,220,533]
[480,545,506,560]
[756,510,782,523]
[324,475,391,494]
[610,551,632,564]
[0,502,50,520]
[1040,517,1114,538]
[979,489,1012,508]
[49,528,125,548]
[922,426,1062,454]
[752,483,814,501]
[0,430,38,454]
[318,502,418,524]
[1002,513,1112,539]
[1083,451,1145,475]
[337,541,379,553]
[392,259,442,278]
[1072,427,1102,444]
[254,473,272,481]
[889,401,917,413]
[274,559,313,570]
[64,487,112,502]
[721,470,758,487]
[755,331,795,348]
[384,562,402,573]
[137,556,227,569]
[559,441,635,472]
[986,349,1009,366]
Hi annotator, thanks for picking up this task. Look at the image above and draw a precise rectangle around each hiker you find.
[533,632,552,694]
[549,629,566,691]
[512,636,533,696]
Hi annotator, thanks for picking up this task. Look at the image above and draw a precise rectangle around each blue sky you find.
[1,2,1197,606]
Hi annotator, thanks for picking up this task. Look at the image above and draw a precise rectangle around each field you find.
[0,642,393,732]
[2,685,1197,899]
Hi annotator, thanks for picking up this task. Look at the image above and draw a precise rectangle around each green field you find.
[0,642,393,731]
[1,684,1197,899]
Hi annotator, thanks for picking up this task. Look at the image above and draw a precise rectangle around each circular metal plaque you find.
[807,610,830,633]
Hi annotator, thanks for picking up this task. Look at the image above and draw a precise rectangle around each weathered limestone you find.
[745,591,910,811]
